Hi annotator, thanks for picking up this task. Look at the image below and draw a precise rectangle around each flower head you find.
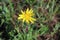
[18,8,36,24]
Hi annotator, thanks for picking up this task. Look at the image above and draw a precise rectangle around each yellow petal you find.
[18,17,22,20]
[26,20,29,24]
[21,10,25,14]
[19,15,22,17]
[31,17,36,21]
[22,18,25,22]
[29,19,34,23]
[26,8,29,14]
[29,9,33,13]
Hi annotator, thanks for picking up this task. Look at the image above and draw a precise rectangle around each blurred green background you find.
[0,0,60,40]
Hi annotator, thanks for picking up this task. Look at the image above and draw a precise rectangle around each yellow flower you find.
[18,8,36,24]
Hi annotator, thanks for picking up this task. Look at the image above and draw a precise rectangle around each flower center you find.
[25,13,30,19]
